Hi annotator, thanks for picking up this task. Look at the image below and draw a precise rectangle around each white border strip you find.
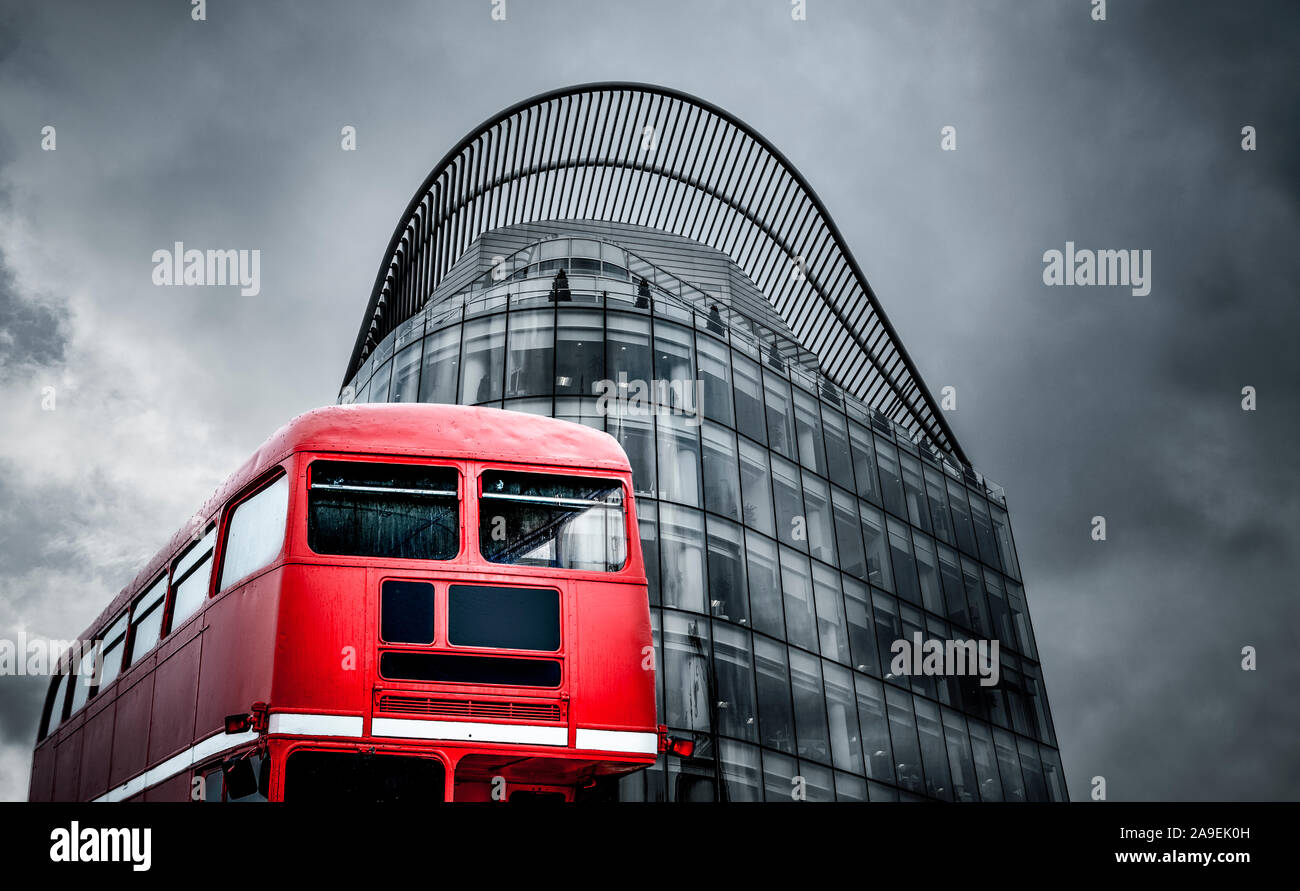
[268,713,364,738]
[575,728,659,755]
[372,717,566,746]
[94,730,258,803]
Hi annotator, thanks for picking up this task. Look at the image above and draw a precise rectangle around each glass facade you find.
[344,234,1065,802]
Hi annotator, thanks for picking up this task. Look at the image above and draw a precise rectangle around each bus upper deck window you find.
[479,470,627,572]
[308,461,459,560]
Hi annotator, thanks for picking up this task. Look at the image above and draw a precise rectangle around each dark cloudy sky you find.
[0,0,1296,801]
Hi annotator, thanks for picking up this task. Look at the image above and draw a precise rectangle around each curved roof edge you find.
[345,82,969,466]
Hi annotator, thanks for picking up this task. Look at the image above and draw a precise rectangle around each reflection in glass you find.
[554,309,604,395]
[459,315,505,404]
[706,516,748,625]
[713,624,757,742]
[419,325,461,404]
[884,685,924,794]
[738,438,775,536]
[701,422,741,521]
[390,342,422,403]
[663,611,711,732]
[789,649,830,764]
[823,661,863,774]
[659,505,706,613]
[745,531,784,640]
[755,637,795,755]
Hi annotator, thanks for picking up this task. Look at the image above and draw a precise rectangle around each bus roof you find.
[83,404,631,642]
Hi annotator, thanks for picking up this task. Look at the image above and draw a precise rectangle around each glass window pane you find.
[697,335,734,426]
[367,360,392,403]
[848,421,880,505]
[962,557,992,637]
[732,352,766,447]
[991,505,1022,581]
[656,413,701,507]
[745,531,783,639]
[706,516,748,625]
[554,310,604,396]
[713,623,758,742]
[719,740,762,801]
[947,479,978,556]
[219,476,288,590]
[419,325,461,404]
[832,488,866,579]
[1018,736,1049,801]
[873,591,906,687]
[479,470,625,572]
[969,494,1002,571]
[761,750,798,802]
[770,456,805,552]
[874,437,907,518]
[968,719,1005,802]
[638,500,659,606]
[779,546,818,653]
[700,421,741,521]
[389,341,422,404]
[854,674,894,784]
[793,389,827,476]
[887,517,921,606]
[914,533,944,615]
[915,698,953,800]
[755,636,795,755]
[459,315,506,404]
[763,371,797,460]
[884,685,924,794]
[505,309,554,399]
[663,612,711,732]
[899,453,932,535]
[835,771,869,802]
[738,438,775,537]
[860,502,893,592]
[823,661,863,774]
[822,407,856,493]
[653,322,696,413]
[659,505,706,613]
[312,462,459,561]
[937,542,969,628]
[802,471,835,565]
[993,727,1027,801]
[923,465,955,546]
[789,649,830,764]
[128,574,169,663]
[843,578,879,677]
[607,411,655,497]
[942,707,980,802]
[812,562,849,664]
[1040,745,1068,802]
[605,313,652,391]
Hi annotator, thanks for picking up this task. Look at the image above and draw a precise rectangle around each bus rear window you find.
[308,461,459,560]
[478,470,626,572]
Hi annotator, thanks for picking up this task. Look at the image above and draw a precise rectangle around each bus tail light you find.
[657,725,695,758]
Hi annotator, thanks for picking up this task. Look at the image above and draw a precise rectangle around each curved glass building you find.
[339,84,1066,802]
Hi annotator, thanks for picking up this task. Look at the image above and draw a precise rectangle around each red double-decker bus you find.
[28,403,657,802]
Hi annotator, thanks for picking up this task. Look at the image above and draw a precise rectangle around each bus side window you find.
[168,529,215,634]
[37,670,68,740]
[218,474,289,592]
